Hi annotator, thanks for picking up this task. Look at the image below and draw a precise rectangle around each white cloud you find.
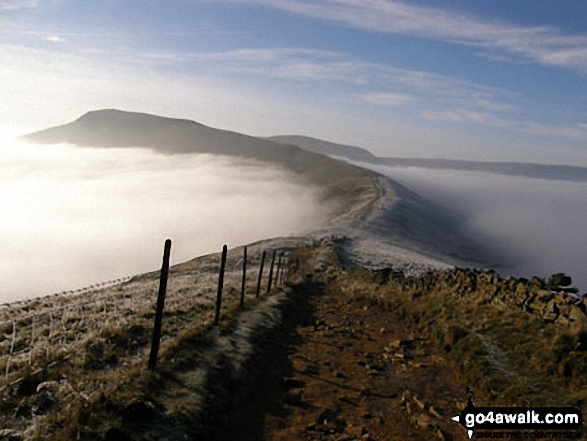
[520,122,587,140]
[421,109,511,128]
[137,47,510,102]
[44,35,64,43]
[141,47,340,63]
[422,109,587,141]
[537,48,587,73]
[474,98,515,112]
[140,48,365,83]
[362,92,411,106]
[204,47,340,62]
[0,42,584,165]
[236,0,587,73]
[0,0,37,10]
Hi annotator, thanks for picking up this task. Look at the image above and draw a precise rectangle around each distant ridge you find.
[24,109,379,219]
[270,135,587,183]
[25,110,370,180]
[25,109,508,267]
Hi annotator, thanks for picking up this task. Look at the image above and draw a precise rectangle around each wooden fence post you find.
[256,250,266,299]
[240,246,247,308]
[280,258,286,284]
[148,239,172,371]
[214,245,228,325]
[275,253,282,286]
[5,321,16,377]
[267,249,277,293]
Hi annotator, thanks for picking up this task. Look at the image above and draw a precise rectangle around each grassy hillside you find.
[24,110,379,218]
[2,238,584,439]
[0,237,309,439]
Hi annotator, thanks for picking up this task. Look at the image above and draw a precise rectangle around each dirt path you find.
[256,272,469,441]
[193,245,469,441]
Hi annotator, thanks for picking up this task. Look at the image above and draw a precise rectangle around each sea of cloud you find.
[0,137,330,302]
[362,163,587,292]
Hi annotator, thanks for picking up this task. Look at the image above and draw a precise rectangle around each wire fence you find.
[0,240,295,392]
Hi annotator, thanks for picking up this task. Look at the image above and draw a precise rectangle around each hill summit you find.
[24,108,503,267]
[24,109,378,218]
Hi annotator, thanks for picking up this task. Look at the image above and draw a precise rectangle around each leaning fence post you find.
[267,249,277,293]
[148,239,172,371]
[214,245,228,325]
[256,250,266,299]
[240,246,247,308]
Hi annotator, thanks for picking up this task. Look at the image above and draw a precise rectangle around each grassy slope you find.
[24,109,380,218]
[1,239,585,439]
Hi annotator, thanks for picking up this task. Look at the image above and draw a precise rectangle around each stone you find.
[346,424,366,438]
[414,413,436,429]
[428,406,443,419]
[412,394,426,411]
[547,273,572,288]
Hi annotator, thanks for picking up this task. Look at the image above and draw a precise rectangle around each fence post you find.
[282,257,286,283]
[148,239,172,371]
[240,246,247,308]
[280,258,286,284]
[275,253,282,286]
[5,321,16,377]
[267,249,277,293]
[256,250,266,299]
[214,245,228,325]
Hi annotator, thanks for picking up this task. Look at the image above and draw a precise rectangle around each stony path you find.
[258,264,469,440]
[90,243,472,441]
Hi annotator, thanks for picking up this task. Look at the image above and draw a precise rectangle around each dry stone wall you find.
[379,268,586,330]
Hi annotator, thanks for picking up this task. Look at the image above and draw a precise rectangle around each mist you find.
[0,137,331,303]
[360,163,587,291]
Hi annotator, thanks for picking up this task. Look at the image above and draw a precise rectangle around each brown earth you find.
[195,245,470,441]
[260,273,469,441]
[200,241,585,441]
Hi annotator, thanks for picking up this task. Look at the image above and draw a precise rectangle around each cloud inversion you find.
[362,163,587,291]
[0,138,330,302]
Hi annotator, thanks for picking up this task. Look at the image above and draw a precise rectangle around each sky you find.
[1,0,587,164]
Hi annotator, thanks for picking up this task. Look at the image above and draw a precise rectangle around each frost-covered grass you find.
[0,167,527,438]
[0,237,308,438]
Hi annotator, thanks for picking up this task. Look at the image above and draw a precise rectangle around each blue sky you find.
[1,0,586,164]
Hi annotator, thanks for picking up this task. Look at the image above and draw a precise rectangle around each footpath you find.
[199,243,470,441]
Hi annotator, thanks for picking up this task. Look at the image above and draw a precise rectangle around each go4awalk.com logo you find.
[451,390,583,439]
